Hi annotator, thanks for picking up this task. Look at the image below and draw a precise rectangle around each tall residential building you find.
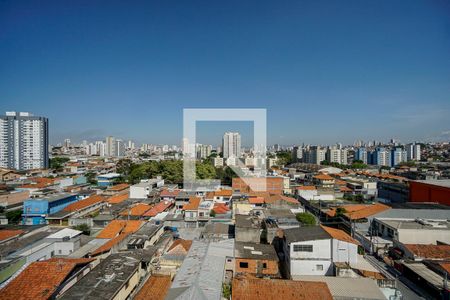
[222,132,241,159]
[196,144,212,159]
[115,139,125,157]
[391,147,407,166]
[292,146,303,162]
[304,146,326,165]
[406,143,421,161]
[355,148,368,164]
[105,136,115,157]
[373,147,391,167]
[327,148,348,165]
[0,112,49,170]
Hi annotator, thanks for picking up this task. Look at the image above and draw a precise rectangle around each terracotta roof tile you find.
[232,275,333,300]
[96,220,143,239]
[321,225,360,245]
[91,233,129,256]
[404,244,450,260]
[0,229,24,242]
[326,203,390,220]
[63,195,105,212]
[212,203,230,214]
[143,200,172,217]
[160,189,181,198]
[107,191,129,204]
[120,203,152,216]
[108,183,129,191]
[134,275,171,300]
[182,197,201,210]
[314,173,334,180]
[167,239,192,253]
[296,186,316,190]
[248,196,265,204]
[0,258,93,300]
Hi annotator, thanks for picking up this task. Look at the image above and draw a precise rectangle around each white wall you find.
[291,260,333,276]
[398,228,450,245]
[332,239,358,264]
[130,186,148,199]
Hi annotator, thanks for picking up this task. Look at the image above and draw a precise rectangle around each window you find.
[239,262,249,268]
[293,245,313,252]
[262,263,267,269]
[316,264,323,271]
[58,250,62,254]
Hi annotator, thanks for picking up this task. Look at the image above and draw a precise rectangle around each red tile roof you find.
[143,200,172,217]
[321,225,360,245]
[108,183,129,191]
[119,203,152,216]
[232,275,333,300]
[107,191,129,204]
[91,233,129,256]
[134,275,172,300]
[63,195,105,212]
[96,220,143,239]
[326,203,391,220]
[160,189,181,198]
[248,196,265,204]
[182,197,201,210]
[0,258,93,300]
[404,244,450,260]
[212,203,230,214]
[0,229,24,242]
[167,239,193,253]
[296,186,316,190]
[314,173,334,181]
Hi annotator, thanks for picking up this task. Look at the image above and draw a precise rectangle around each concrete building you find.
[391,147,407,166]
[223,132,241,159]
[406,142,421,161]
[355,148,368,164]
[409,180,450,206]
[22,193,81,225]
[129,178,164,199]
[234,242,280,278]
[282,225,359,277]
[105,136,115,157]
[327,148,348,165]
[0,112,49,170]
[304,146,326,165]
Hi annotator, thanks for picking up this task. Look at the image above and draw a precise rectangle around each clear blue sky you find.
[1,0,449,146]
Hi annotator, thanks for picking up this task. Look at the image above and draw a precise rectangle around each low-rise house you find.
[313,173,335,188]
[119,203,152,219]
[232,274,333,300]
[60,251,156,300]
[165,239,234,300]
[0,257,95,300]
[96,173,122,187]
[201,223,235,240]
[0,190,30,211]
[129,178,164,199]
[160,188,181,201]
[235,214,261,243]
[282,225,360,277]
[134,275,172,300]
[234,242,280,278]
[182,196,201,225]
[46,195,106,226]
[22,193,82,225]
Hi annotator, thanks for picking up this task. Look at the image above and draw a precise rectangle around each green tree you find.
[49,157,70,171]
[296,212,316,226]
[276,151,293,166]
[335,207,347,217]
[6,209,22,224]
[116,159,133,176]
[210,210,216,218]
[73,223,91,235]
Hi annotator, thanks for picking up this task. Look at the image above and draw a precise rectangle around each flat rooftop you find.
[379,219,450,230]
[26,193,76,203]
[235,241,278,260]
[414,179,450,188]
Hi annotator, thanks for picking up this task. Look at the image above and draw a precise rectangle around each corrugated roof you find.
[182,197,201,210]
[0,229,24,242]
[63,195,105,212]
[107,191,129,204]
[96,220,143,239]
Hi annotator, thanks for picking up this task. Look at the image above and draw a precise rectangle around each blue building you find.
[355,148,368,164]
[22,193,81,225]
[97,173,122,187]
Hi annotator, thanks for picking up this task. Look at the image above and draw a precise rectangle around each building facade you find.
[0,112,49,170]
[223,132,241,159]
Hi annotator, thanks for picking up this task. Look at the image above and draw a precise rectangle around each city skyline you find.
[1,1,449,145]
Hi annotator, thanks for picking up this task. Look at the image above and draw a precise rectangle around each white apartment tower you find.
[0,112,49,170]
[222,132,241,159]
[406,143,421,161]
[105,136,115,157]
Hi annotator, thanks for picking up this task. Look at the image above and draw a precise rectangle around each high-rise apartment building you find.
[223,132,241,159]
[355,148,368,164]
[406,143,421,161]
[391,147,407,166]
[105,136,115,157]
[327,148,348,165]
[0,112,49,170]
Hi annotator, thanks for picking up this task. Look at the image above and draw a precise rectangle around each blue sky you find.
[1,0,449,146]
